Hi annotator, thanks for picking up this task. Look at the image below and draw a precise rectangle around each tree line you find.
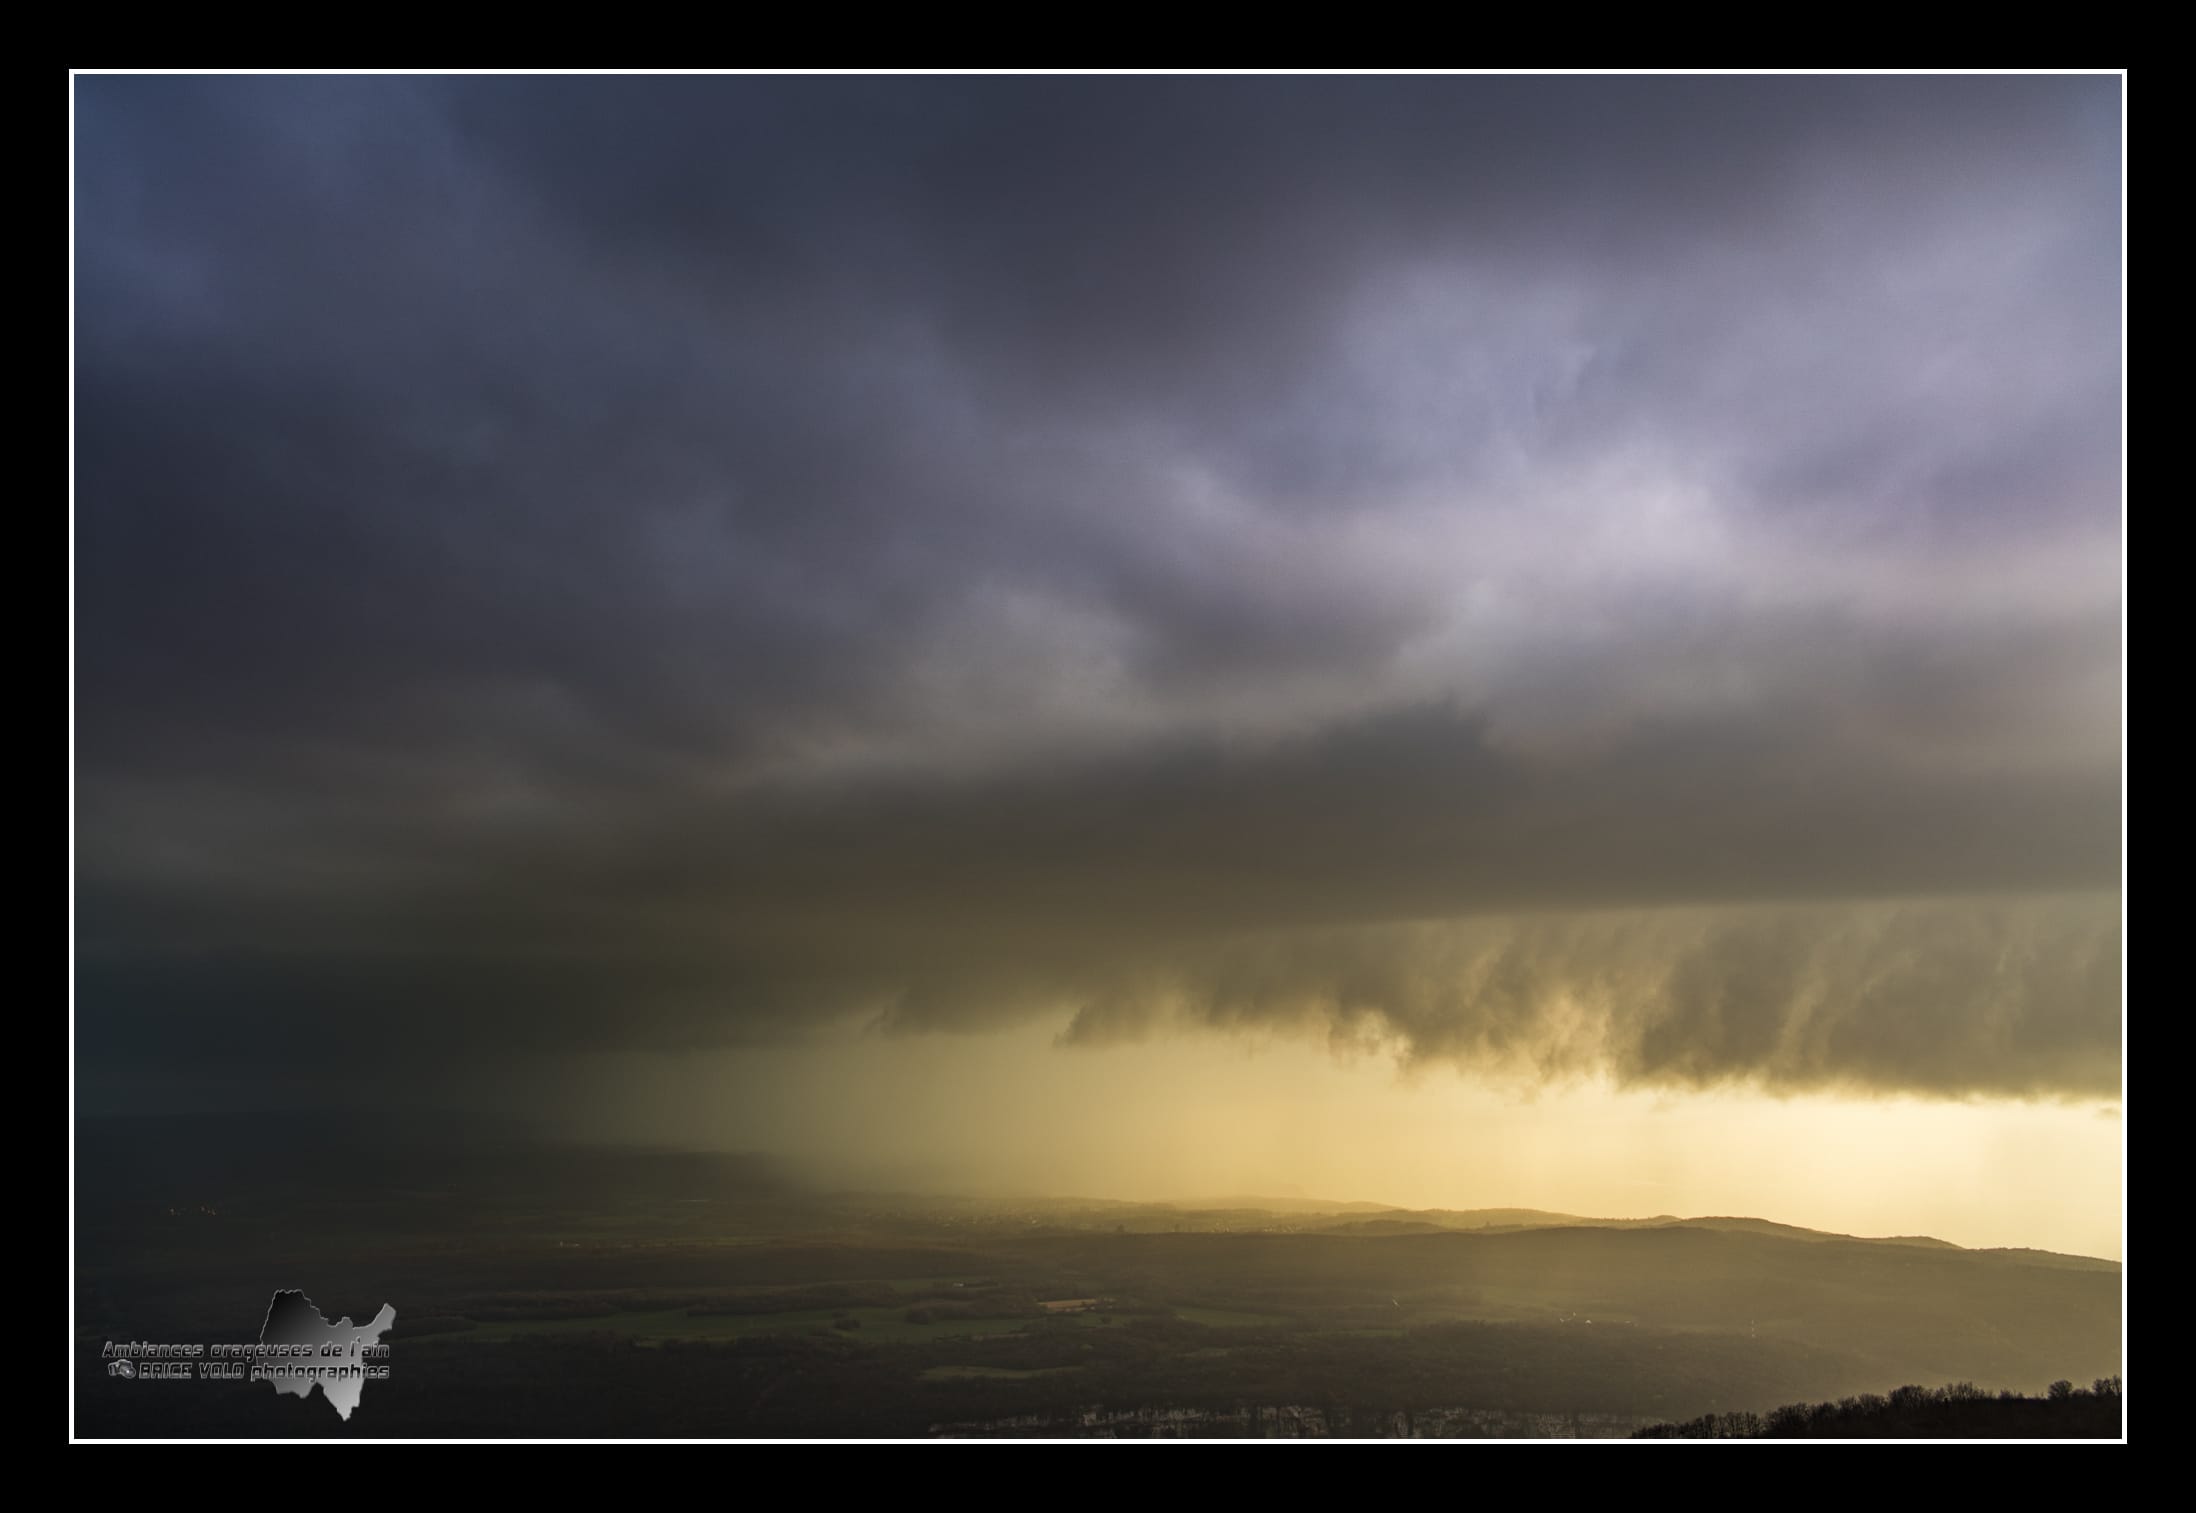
[1634,1378,2123,1439]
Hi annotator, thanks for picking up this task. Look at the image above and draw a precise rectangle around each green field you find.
[1173,1306,1291,1328]
[76,1131,2123,1438]
[919,1365,1082,1382]
[467,1306,1041,1345]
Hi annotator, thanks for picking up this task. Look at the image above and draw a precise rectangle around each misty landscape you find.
[76,1119,2119,1438]
[72,71,2122,1441]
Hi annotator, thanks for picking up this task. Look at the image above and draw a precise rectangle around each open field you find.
[74,1125,2122,1438]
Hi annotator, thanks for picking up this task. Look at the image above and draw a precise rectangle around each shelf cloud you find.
[75,76,2120,1105]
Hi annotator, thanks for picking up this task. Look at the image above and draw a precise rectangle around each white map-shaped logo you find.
[255,1290,396,1422]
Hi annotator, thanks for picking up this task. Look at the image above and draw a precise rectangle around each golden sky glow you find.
[561,1019,2123,1259]
[78,77,2121,1271]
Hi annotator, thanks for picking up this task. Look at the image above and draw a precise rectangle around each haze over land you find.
[73,73,2121,1435]
[75,1119,2119,1438]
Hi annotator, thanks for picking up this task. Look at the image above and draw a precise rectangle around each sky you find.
[72,75,2123,1254]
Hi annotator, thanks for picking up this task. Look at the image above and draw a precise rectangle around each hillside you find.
[75,1124,2122,1437]
[1637,1377,2123,1439]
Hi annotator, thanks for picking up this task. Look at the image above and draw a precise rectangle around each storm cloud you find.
[73,76,2121,1102]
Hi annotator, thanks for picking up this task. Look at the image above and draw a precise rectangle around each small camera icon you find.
[108,1360,136,1378]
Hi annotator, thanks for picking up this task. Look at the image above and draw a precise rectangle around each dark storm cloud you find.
[1055,895,2123,1099]
[73,75,2121,1099]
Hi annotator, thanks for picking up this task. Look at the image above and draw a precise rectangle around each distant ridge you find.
[1165,1196,1401,1215]
[1302,1208,1979,1253]
[1656,1215,1963,1249]
[958,1194,2114,1264]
